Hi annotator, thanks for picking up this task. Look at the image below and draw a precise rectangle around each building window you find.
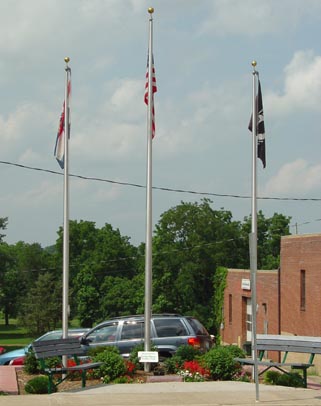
[228,294,233,324]
[300,269,306,311]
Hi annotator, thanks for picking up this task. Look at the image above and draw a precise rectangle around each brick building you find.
[222,233,321,369]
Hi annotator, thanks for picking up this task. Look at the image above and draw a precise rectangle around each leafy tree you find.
[99,273,144,319]
[240,211,291,269]
[0,217,8,242]
[56,220,139,325]
[18,272,62,335]
[152,199,243,329]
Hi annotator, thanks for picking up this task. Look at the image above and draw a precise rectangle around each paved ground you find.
[2,381,321,406]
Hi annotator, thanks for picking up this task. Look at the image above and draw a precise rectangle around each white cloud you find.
[263,159,321,195]
[0,103,54,154]
[267,50,321,115]
[200,0,321,36]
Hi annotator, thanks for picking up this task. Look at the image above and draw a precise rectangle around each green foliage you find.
[18,272,62,335]
[92,347,126,381]
[128,343,158,371]
[175,345,202,361]
[25,375,55,394]
[202,345,242,380]
[23,349,40,374]
[163,345,202,374]
[212,266,228,341]
[264,370,304,387]
[87,345,119,357]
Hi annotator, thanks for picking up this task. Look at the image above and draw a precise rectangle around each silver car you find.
[80,314,213,358]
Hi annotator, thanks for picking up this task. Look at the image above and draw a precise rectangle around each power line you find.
[1,160,321,202]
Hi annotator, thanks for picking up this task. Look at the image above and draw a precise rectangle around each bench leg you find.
[81,370,87,388]
[48,374,54,394]
[302,368,307,388]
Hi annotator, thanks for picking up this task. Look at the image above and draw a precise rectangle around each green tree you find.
[18,272,62,335]
[152,199,243,330]
[240,211,291,269]
[56,220,139,325]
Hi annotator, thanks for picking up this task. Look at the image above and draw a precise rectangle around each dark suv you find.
[80,314,213,358]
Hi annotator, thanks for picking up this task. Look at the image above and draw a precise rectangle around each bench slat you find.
[32,337,103,394]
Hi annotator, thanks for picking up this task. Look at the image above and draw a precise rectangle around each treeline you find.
[0,199,291,336]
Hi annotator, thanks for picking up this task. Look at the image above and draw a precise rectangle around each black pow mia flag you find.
[248,79,266,168]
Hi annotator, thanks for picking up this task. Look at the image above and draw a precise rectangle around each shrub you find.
[163,345,202,374]
[264,370,304,388]
[87,345,119,357]
[264,370,281,385]
[23,349,40,375]
[175,345,202,361]
[177,360,210,382]
[92,347,126,381]
[25,376,56,394]
[128,343,158,371]
[202,346,242,380]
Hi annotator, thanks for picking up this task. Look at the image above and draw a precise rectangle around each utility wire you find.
[1,160,320,202]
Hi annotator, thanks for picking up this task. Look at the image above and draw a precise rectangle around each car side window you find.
[87,323,118,342]
[121,321,144,340]
[187,318,208,335]
[154,319,188,337]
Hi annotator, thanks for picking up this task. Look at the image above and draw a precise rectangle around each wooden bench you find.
[32,337,103,393]
[234,334,321,388]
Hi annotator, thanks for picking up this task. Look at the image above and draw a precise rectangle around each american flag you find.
[144,53,157,138]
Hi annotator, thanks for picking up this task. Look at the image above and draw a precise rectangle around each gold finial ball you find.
[148,7,154,14]
[64,57,70,64]
[251,60,257,67]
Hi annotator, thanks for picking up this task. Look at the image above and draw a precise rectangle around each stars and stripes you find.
[144,53,157,138]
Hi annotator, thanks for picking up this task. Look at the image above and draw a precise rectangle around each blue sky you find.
[0,0,320,247]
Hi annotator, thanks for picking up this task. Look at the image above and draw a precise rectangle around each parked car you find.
[80,314,213,358]
[0,328,89,366]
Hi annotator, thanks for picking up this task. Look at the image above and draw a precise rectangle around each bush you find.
[175,345,202,361]
[25,376,55,394]
[128,343,158,371]
[202,345,242,380]
[92,347,126,381]
[163,345,202,374]
[23,349,40,375]
[264,370,304,388]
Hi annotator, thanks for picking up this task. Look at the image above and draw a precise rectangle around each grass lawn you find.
[0,319,34,347]
[0,318,82,348]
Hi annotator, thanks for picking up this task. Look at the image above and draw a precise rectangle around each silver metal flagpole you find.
[62,57,71,368]
[249,60,259,401]
[144,7,154,373]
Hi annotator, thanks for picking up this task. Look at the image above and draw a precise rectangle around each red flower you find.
[182,360,210,377]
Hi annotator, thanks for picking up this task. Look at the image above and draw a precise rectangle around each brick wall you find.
[280,234,321,336]
[221,269,279,350]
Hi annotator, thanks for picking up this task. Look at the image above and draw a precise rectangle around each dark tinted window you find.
[186,318,208,335]
[121,321,144,340]
[154,318,188,337]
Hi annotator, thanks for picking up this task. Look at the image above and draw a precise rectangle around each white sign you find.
[138,351,159,363]
[241,278,251,290]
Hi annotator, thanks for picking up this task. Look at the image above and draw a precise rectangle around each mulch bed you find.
[16,369,150,395]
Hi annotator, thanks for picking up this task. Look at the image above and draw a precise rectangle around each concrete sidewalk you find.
[1,381,321,405]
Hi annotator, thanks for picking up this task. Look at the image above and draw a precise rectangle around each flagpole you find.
[144,7,154,373]
[62,57,71,368]
[249,60,259,401]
